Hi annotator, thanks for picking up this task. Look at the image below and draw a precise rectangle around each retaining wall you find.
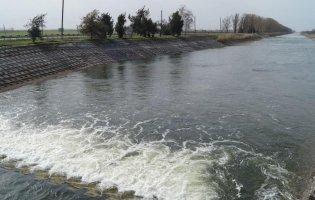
[0,37,223,92]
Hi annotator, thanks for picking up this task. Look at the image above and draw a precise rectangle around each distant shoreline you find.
[302,33,315,39]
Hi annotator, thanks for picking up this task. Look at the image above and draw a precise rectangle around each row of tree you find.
[26,6,196,41]
[303,29,315,34]
[221,13,293,34]
[25,8,292,42]
[79,7,192,40]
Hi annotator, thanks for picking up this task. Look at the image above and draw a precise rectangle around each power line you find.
[194,16,196,32]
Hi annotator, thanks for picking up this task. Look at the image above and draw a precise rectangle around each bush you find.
[145,18,158,37]
[129,7,157,37]
[26,14,46,42]
[169,11,184,36]
[161,23,171,35]
[78,10,114,39]
[78,10,100,39]
[115,14,126,38]
[99,13,114,38]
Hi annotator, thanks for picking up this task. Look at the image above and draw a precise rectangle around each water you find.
[0,34,315,199]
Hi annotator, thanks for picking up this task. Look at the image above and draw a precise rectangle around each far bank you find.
[302,33,315,39]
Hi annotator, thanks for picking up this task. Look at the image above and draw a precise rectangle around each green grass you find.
[0,32,178,47]
[0,31,261,47]
[0,39,35,46]
[0,29,80,37]
[0,30,27,37]
[0,39,70,47]
[0,37,90,47]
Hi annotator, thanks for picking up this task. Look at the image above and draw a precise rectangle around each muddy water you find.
[0,34,315,199]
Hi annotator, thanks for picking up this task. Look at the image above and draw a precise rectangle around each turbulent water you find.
[0,34,315,199]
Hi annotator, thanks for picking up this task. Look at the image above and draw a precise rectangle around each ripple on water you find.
[0,114,294,199]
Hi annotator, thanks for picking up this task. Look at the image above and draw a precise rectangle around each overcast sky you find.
[1,0,314,31]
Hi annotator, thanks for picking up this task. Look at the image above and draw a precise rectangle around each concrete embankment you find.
[0,37,225,92]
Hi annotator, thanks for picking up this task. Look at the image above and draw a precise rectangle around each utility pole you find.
[220,18,222,32]
[160,10,163,37]
[61,0,64,38]
[194,16,196,32]
[3,25,6,41]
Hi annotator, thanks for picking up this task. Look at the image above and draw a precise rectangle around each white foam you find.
[232,179,243,198]
[0,113,295,199]
[0,116,222,199]
[255,185,294,200]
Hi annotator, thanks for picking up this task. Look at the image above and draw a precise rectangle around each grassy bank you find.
[0,30,292,48]
[0,37,87,47]
[0,32,264,47]
[216,33,262,43]
[0,34,176,47]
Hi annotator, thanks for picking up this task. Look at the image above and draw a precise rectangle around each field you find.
[0,29,80,37]
[0,29,84,46]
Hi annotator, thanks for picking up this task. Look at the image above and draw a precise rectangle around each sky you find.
[0,0,314,31]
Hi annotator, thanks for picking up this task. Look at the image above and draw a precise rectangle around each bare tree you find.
[222,16,232,32]
[238,14,292,34]
[232,13,240,33]
[178,5,194,34]
[238,14,256,33]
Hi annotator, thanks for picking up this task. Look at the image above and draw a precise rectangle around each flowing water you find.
[0,34,315,199]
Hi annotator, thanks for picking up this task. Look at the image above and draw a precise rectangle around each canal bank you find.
[0,35,265,92]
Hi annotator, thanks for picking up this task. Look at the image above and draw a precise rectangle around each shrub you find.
[115,14,126,38]
[129,7,157,37]
[79,10,114,39]
[169,11,184,36]
[26,14,46,42]
[99,13,114,38]
[78,10,100,39]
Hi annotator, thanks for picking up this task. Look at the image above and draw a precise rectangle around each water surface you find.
[0,34,315,199]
